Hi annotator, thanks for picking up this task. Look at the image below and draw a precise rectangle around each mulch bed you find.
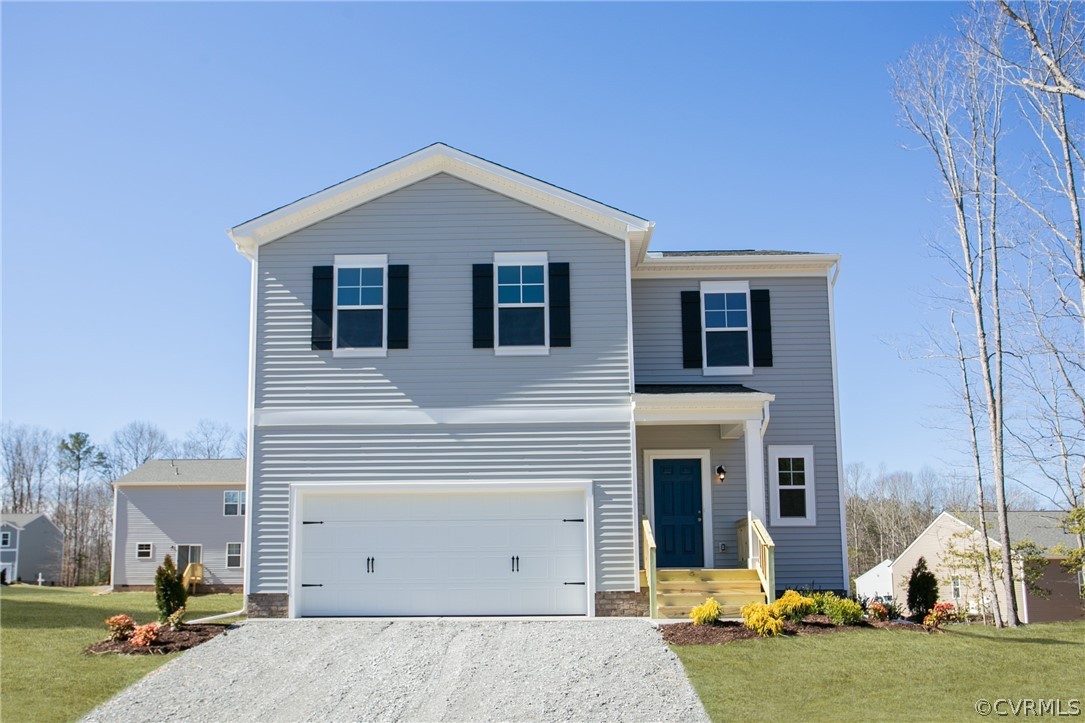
[84,624,230,656]
[661,615,936,645]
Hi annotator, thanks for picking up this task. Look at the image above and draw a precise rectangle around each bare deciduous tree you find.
[105,421,175,480]
[181,419,237,459]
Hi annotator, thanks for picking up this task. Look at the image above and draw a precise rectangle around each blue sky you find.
[3,2,966,473]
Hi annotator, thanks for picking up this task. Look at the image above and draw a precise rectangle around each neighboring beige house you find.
[882,510,1084,623]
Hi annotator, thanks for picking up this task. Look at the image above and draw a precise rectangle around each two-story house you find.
[227,144,847,618]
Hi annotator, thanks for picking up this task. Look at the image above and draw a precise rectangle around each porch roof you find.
[632,384,774,424]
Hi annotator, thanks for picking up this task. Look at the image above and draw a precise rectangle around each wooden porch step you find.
[655,581,763,594]
[655,568,760,583]
[656,603,747,619]
[657,591,766,608]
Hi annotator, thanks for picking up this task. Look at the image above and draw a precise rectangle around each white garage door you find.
[295,487,589,616]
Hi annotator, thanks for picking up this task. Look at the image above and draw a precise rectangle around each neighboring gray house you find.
[111,459,246,592]
[227,144,848,618]
[0,513,63,585]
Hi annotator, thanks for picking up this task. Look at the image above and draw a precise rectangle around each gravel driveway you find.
[83,619,708,723]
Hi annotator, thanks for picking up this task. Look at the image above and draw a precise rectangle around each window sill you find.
[770,517,817,527]
[495,346,550,356]
[333,348,388,358]
[703,367,753,376]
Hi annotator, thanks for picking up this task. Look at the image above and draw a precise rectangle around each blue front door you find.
[653,458,704,567]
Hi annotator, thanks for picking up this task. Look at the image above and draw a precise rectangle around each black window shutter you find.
[311,266,333,351]
[549,262,571,347]
[681,290,703,368]
[472,264,494,349]
[751,289,773,367]
[387,265,409,349]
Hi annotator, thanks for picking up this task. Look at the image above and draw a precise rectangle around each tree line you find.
[1,420,244,586]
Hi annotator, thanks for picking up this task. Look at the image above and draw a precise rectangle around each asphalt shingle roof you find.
[0,513,47,528]
[114,459,246,486]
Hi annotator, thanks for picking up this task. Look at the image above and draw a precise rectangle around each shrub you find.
[923,602,961,629]
[771,590,815,622]
[105,614,136,641]
[165,607,186,631]
[906,556,939,619]
[690,597,723,625]
[741,602,784,637]
[867,601,889,622]
[824,596,864,625]
[129,622,161,647]
[154,554,187,623]
[810,591,839,615]
[883,600,905,620]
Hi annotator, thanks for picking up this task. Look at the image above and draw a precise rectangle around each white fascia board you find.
[112,481,245,488]
[632,392,774,424]
[632,254,842,279]
[227,144,652,257]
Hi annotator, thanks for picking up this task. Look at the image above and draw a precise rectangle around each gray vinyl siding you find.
[632,276,846,591]
[113,486,245,586]
[0,524,18,569]
[255,173,631,409]
[252,422,635,594]
[635,426,747,569]
[16,518,62,584]
[252,174,637,595]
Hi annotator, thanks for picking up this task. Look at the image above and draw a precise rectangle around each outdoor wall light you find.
[715,465,727,483]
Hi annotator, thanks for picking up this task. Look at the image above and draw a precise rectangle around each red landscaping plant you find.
[129,622,162,647]
[104,614,136,641]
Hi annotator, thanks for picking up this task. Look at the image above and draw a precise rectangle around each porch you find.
[634,385,777,619]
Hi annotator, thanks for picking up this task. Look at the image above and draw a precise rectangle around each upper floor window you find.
[702,281,752,374]
[224,490,246,517]
[768,445,816,527]
[495,252,548,354]
[334,254,387,356]
[1,531,10,547]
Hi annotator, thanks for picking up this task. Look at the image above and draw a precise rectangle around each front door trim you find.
[643,449,713,568]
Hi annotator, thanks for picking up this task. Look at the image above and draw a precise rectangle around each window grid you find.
[226,543,242,568]
[136,543,152,559]
[224,490,246,517]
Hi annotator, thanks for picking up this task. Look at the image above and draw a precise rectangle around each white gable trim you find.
[229,144,654,258]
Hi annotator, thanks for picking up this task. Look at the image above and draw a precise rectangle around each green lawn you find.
[0,584,243,723]
[675,621,1085,722]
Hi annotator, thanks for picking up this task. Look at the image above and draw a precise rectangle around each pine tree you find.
[154,554,187,622]
[906,556,939,619]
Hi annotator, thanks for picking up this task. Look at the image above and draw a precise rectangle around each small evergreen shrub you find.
[741,602,784,637]
[824,596,864,625]
[810,591,839,615]
[105,614,136,641]
[883,601,905,620]
[690,597,723,625]
[129,622,161,647]
[771,590,815,622]
[166,607,186,631]
[906,557,939,619]
[155,554,187,623]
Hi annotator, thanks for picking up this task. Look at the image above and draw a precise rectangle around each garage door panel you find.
[296,488,590,616]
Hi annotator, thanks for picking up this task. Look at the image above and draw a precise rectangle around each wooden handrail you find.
[736,513,776,603]
[182,562,204,595]
[641,518,658,619]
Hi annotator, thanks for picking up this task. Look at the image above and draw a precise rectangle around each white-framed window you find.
[495,251,548,355]
[136,543,153,559]
[701,280,752,375]
[951,576,961,600]
[333,254,388,357]
[1,531,10,547]
[226,542,242,568]
[224,490,246,517]
[768,445,816,527]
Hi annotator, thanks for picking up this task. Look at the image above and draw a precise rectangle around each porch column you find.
[744,419,766,522]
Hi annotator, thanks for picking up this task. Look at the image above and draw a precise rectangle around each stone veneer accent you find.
[247,593,289,618]
[594,590,649,617]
